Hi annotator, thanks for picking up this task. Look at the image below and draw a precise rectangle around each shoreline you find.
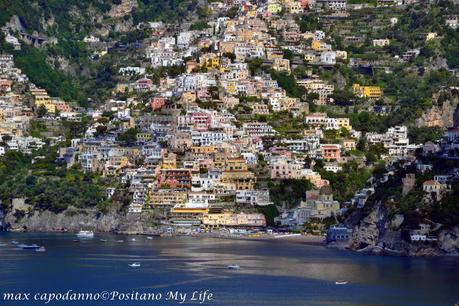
[3,230,458,257]
[182,232,326,246]
[1,228,326,246]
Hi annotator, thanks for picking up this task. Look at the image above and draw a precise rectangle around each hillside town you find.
[0,0,458,252]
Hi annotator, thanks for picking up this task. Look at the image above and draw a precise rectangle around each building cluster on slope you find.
[1,0,450,232]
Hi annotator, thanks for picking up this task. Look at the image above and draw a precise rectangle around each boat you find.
[227,265,240,270]
[19,244,41,250]
[131,238,136,241]
[0,243,7,247]
[73,239,80,243]
[11,240,19,245]
[116,240,124,243]
[35,246,46,252]
[99,239,107,242]
[76,231,94,239]
[335,281,348,285]
[129,262,141,267]
[146,236,153,240]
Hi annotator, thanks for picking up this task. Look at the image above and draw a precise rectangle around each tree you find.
[116,128,138,146]
[37,104,47,117]
[222,52,236,63]
[94,126,108,138]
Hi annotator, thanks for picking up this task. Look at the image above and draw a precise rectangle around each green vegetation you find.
[0,149,109,214]
[256,204,279,227]
[14,45,86,105]
[116,128,139,146]
[320,161,371,202]
[408,127,443,144]
[270,70,306,99]
[190,21,210,31]
[265,179,314,208]
[0,0,197,106]
[133,0,198,24]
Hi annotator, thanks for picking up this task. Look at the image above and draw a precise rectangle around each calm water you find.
[0,233,458,306]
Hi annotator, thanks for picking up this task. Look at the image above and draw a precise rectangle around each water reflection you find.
[0,233,458,306]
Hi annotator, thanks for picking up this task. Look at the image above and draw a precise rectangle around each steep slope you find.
[0,0,197,105]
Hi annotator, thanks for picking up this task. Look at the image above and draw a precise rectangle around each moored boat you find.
[129,262,141,267]
[19,244,41,250]
[76,230,94,239]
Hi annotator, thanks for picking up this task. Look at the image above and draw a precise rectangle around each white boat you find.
[11,240,19,245]
[76,231,94,239]
[35,246,46,252]
[131,238,136,241]
[116,240,124,243]
[335,281,348,285]
[19,244,41,250]
[0,243,7,247]
[129,262,141,267]
[147,236,153,240]
[99,239,107,242]
[227,265,240,270]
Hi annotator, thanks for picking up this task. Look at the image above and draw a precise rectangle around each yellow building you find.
[353,84,382,99]
[267,2,282,13]
[136,132,152,142]
[180,91,197,104]
[170,207,209,225]
[426,32,437,41]
[34,95,56,113]
[225,158,249,171]
[30,88,56,113]
[161,152,177,169]
[287,2,303,14]
[150,190,187,207]
[272,58,291,73]
[113,83,130,93]
[312,40,331,52]
[225,82,237,96]
[202,212,236,227]
[336,118,352,131]
[304,53,316,62]
[200,54,220,69]
[191,145,217,159]
[220,158,256,190]
[266,49,284,61]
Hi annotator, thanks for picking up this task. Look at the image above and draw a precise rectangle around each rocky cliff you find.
[0,207,9,231]
[416,91,459,128]
[3,206,166,235]
[342,202,459,256]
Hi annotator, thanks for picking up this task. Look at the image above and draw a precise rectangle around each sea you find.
[0,232,458,306]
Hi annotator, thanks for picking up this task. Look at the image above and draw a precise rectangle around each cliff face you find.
[344,202,459,256]
[0,207,9,231]
[4,207,166,235]
[416,93,459,128]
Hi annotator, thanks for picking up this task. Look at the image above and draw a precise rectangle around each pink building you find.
[135,78,153,92]
[320,145,341,161]
[190,111,212,131]
[54,101,72,113]
[150,97,166,111]
[197,88,211,100]
[270,159,293,179]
